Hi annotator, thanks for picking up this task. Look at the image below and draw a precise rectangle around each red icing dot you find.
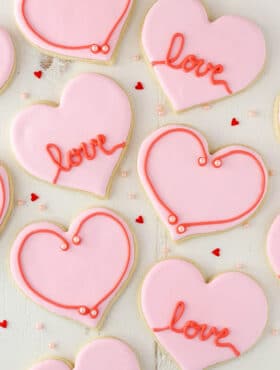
[212,248,221,257]
[231,118,239,126]
[31,193,39,202]
[136,216,144,224]
[34,70,43,79]
[135,82,144,90]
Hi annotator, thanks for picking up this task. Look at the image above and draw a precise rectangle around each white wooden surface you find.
[0,0,280,369]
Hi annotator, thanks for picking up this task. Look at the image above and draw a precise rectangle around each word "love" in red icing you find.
[46,134,126,184]
[152,33,232,94]
[153,301,240,356]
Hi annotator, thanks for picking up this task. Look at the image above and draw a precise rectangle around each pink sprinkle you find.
[132,55,141,61]
[156,104,166,116]
[16,199,26,206]
[272,329,280,336]
[248,110,258,117]
[48,342,57,350]
[162,246,170,258]
[20,92,30,100]
[120,170,128,178]
[35,322,44,330]
[128,193,137,200]
[156,104,164,111]
[236,263,245,270]
[269,169,274,177]
[39,204,47,211]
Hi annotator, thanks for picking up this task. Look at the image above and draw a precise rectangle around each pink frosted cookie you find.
[141,259,268,370]
[138,125,267,241]
[267,215,280,278]
[0,164,12,233]
[0,27,15,92]
[11,73,132,197]
[29,338,140,370]
[142,0,266,111]
[15,0,133,62]
[10,208,135,327]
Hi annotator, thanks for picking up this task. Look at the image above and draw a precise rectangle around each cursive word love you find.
[153,301,240,356]
[152,33,232,94]
[46,134,126,184]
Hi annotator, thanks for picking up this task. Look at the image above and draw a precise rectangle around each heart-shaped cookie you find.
[30,338,140,370]
[267,215,280,278]
[138,125,267,241]
[142,0,266,111]
[0,164,12,233]
[11,208,135,327]
[11,73,132,197]
[141,259,268,370]
[0,27,15,93]
[16,0,133,62]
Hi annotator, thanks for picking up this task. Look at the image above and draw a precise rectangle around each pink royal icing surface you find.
[30,338,140,370]
[141,259,268,370]
[10,208,135,327]
[15,0,133,62]
[11,73,132,197]
[142,0,266,111]
[0,27,15,91]
[138,125,267,241]
[0,165,11,230]
[267,215,280,277]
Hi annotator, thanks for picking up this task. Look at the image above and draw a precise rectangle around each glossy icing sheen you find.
[12,73,132,197]
[11,208,135,327]
[141,259,268,370]
[267,215,280,277]
[0,27,15,91]
[142,0,266,111]
[138,125,267,241]
[30,338,140,370]
[15,0,133,61]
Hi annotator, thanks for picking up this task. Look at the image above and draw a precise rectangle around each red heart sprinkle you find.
[212,248,221,257]
[34,70,43,79]
[0,320,8,328]
[136,216,144,224]
[31,193,39,202]
[135,82,144,90]
[231,118,239,126]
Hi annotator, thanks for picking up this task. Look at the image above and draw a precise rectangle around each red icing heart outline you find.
[16,211,132,319]
[0,175,7,221]
[21,0,132,54]
[142,127,267,235]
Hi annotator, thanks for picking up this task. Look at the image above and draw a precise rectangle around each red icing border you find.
[21,0,132,55]
[0,174,6,221]
[17,211,132,319]
[143,127,267,234]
